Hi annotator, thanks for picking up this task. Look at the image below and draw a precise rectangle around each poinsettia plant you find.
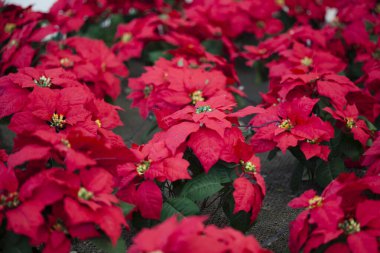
[0,0,380,252]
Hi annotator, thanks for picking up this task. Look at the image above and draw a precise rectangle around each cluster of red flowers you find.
[253,1,380,251]
[1,0,380,252]
[288,173,380,252]
[0,1,270,252]
[244,18,378,161]
[129,216,271,253]
[0,4,136,252]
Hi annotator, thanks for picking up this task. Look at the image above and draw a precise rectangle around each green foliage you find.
[222,190,252,232]
[79,14,125,46]
[131,212,160,231]
[202,39,224,56]
[141,41,175,64]
[208,163,234,184]
[91,236,126,253]
[0,231,32,253]
[161,197,200,221]
[180,173,223,202]
[315,158,345,188]
[119,201,135,216]
[339,134,363,161]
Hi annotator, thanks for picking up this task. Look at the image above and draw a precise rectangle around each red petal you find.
[6,202,44,241]
[164,122,200,154]
[136,181,163,220]
[232,177,255,213]
[8,145,51,168]
[347,232,378,253]
[187,128,224,172]
[96,206,126,245]
[163,157,191,181]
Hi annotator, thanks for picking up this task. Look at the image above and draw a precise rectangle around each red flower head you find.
[117,137,190,220]
[59,167,126,245]
[0,167,67,243]
[268,42,346,82]
[8,129,135,174]
[278,72,360,109]
[0,67,82,119]
[0,4,44,44]
[155,95,238,171]
[250,97,334,159]
[129,216,271,253]
[289,173,380,253]
[9,87,95,136]
[362,135,380,176]
[128,57,235,119]
[39,37,128,99]
[283,0,328,24]
[1,20,56,73]
[65,37,129,99]
[112,17,158,61]
[324,104,372,148]
[48,0,105,33]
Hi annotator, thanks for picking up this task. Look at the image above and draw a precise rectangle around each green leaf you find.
[119,201,134,216]
[161,197,200,221]
[147,50,170,63]
[315,158,347,188]
[315,163,333,188]
[340,134,363,161]
[91,236,126,253]
[229,210,252,232]
[222,190,252,232]
[180,173,223,202]
[267,149,278,160]
[131,212,159,231]
[329,158,346,178]
[208,164,232,184]
[202,39,223,56]
[0,231,32,253]
[358,115,377,131]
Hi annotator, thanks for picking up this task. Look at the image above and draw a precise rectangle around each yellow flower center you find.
[345,117,356,129]
[275,0,285,6]
[9,39,18,47]
[101,63,107,72]
[64,9,73,17]
[301,57,313,67]
[121,32,133,43]
[34,75,52,87]
[4,23,16,33]
[50,113,66,132]
[376,3,380,14]
[195,105,212,114]
[190,90,204,104]
[77,187,94,200]
[256,21,266,28]
[95,119,102,128]
[144,85,153,98]
[308,195,323,209]
[51,219,68,234]
[339,218,361,235]
[306,139,318,144]
[60,57,74,68]
[61,139,71,148]
[136,160,151,175]
[278,119,293,130]
[240,160,257,173]
[0,192,20,209]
